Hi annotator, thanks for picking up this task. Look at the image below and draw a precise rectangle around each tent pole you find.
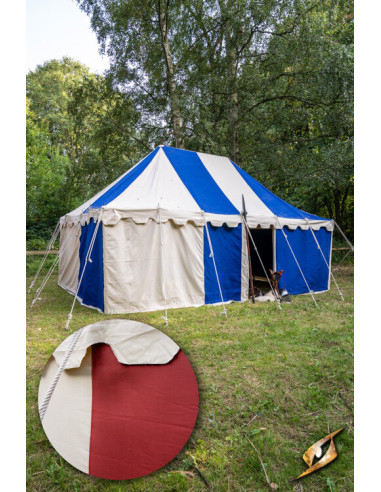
[306,220,344,301]
[65,213,102,330]
[246,227,256,302]
[276,219,318,307]
[333,249,352,272]
[333,220,354,252]
[28,219,60,294]
[30,222,81,308]
[332,220,354,272]
[242,216,281,310]
[158,205,168,325]
[205,221,228,318]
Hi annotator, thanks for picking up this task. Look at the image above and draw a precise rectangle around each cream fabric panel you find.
[38,348,92,474]
[107,148,201,214]
[53,320,179,368]
[58,225,80,294]
[103,219,204,314]
[241,224,249,302]
[197,152,274,218]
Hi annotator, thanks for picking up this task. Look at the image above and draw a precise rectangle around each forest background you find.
[26,0,353,247]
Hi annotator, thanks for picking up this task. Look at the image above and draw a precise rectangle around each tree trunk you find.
[220,0,240,163]
[228,81,240,163]
[157,0,185,149]
[333,190,342,227]
[334,188,349,231]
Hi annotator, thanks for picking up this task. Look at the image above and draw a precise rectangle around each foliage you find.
[26,98,70,243]
[26,2,354,243]
[237,1,354,233]
[26,58,141,244]
[27,265,354,490]
[67,71,142,194]
[76,0,353,236]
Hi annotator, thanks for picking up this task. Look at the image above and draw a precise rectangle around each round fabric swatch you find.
[38,320,199,480]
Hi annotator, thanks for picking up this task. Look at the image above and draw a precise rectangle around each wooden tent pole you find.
[246,227,255,302]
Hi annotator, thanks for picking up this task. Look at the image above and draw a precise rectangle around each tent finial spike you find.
[242,194,247,220]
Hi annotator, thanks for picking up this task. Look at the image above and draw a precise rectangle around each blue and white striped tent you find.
[58,145,333,314]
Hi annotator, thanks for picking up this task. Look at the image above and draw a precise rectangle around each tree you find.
[78,0,186,148]
[26,98,70,241]
[236,0,354,232]
[54,1,354,235]
[26,58,141,243]
[183,0,353,230]
[67,71,142,195]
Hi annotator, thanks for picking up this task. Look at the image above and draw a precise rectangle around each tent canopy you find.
[56,145,334,315]
[62,145,332,231]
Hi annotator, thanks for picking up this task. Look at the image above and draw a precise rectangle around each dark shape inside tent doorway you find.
[249,228,275,281]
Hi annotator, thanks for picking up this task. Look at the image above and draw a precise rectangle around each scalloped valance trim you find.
[60,208,333,231]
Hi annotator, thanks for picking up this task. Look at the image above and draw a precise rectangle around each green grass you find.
[27,260,353,491]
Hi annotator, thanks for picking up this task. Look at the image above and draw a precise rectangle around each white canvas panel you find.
[103,219,204,314]
[198,152,274,218]
[58,224,80,295]
[105,148,202,214]
[38,348,92,474]
[53,320,179,368]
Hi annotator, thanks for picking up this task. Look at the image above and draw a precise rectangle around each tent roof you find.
[63,146,332,230]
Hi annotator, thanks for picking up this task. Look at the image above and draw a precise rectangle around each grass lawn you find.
[26,259,353,491]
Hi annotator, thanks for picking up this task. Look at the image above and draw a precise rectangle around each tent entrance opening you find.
[249,228,274,281]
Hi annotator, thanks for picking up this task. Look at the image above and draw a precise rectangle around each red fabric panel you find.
[89,344,199,480]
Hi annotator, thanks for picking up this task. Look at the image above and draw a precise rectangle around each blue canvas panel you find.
[204,224,242,304]
[230,160,327,221]
[87,148,160,210]
[163,146,239,215]
[78,220,104,311]
[276,227,332,295]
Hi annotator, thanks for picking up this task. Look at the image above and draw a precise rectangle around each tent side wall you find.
[58,219,332,314]
[275,227,332,295]
[203,224,244,304]
[102,219,205,314]
[78,220,105,312]
[58,224,80,295]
